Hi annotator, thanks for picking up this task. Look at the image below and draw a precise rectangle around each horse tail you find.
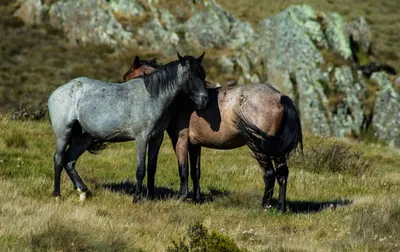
[87,140,109,154]
[235,95,303,166]
[70,122,110,155]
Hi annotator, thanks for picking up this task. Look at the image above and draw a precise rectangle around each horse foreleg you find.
[261,158,275,209]
[134,137,147,203]
[175,134,189,199]
[147,134,164,199]
[274,157,288,212]
[189,144,201,202]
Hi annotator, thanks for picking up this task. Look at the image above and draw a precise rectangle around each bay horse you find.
[48,53,209,202]
[124,56,303,212]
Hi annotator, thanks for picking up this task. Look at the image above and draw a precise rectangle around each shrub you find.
[167,222,244,252]
[290,135,371,175]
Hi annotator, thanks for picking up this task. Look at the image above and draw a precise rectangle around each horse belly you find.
[189,122,245,149]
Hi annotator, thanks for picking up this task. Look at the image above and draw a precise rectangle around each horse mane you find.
[142,60,181,98]
[142,58,163,68]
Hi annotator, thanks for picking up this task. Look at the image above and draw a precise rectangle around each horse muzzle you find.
[197,94,209,110]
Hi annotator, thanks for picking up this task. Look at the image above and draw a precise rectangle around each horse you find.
[123,56,303,212]
[48,53,209,202]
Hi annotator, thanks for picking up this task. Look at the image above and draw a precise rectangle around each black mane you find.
[142,60,180,97]
[140,58,163,69]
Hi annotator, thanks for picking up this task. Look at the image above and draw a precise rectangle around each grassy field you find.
[1,0,400,251]
[1,116,399,251]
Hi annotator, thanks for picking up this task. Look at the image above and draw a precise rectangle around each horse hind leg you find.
[274,157,289,212]
[260,158,275,209]
[146,134,164,199]
[63,127,94,201]
[53,133,71,199]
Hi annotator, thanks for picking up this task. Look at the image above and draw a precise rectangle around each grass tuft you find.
[167,222,244,252]
[290,135,371,175]
[3,130,28,149]
[28,218,129,252]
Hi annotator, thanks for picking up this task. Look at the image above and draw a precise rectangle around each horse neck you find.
[142,62,187,109]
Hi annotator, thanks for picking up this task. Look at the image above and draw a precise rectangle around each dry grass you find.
[0,116,399,251]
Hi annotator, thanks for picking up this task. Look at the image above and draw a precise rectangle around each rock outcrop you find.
[12,0,400,146]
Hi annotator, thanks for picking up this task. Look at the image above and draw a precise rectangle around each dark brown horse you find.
[124,56,303,212]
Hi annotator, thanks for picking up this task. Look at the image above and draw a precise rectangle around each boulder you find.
[371,72,400,147]
[331,67,365,137]
[347,16,371,55]
[295,68,332,135]
[183,0,254,50]
[49,0,132,46]
[13,0,46,26]
[109,0,145,20]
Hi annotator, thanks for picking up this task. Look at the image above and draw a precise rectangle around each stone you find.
[49,0,132,46]
[371,72,400,147]
[331,67,365,137]
[13,0,45,26]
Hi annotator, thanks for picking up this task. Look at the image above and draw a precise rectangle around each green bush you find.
[167,222,244,252]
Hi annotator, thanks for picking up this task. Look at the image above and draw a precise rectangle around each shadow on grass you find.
[98,181,351,213]
[286,198,353,214]
[98,181,229,203]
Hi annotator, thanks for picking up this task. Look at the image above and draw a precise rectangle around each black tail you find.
[87,140,109,154]
[70,122,110,155]
[235,95,303,166]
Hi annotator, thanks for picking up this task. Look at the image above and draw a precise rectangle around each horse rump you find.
[235,95,303,166]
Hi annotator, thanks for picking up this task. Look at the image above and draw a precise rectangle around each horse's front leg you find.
[133,137,147,203]
[147,134,164,199]
[174,131,190,199]
[274,157,289,212]
[189,144,201,202]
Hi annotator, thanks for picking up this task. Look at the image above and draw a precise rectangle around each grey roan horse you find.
[48,53,209,202]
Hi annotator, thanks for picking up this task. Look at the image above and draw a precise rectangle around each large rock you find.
[347,16,371,54]
[183,0,254,50]
[331,67,365,137]
[136,17,180,55]
[295,68,332,135]
[109,0,145,20]
[49,0,132,46]
[321,12,352,60]
[371,72,400,147]
[13,0,46,26]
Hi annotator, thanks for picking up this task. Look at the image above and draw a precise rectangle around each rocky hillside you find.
[3,0,400,147]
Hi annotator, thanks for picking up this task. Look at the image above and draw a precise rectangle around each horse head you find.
[122,56,159,82]
[176,52,209,110]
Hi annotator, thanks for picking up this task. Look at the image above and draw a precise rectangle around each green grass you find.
[1,1,400,250]
[0,115,399,251]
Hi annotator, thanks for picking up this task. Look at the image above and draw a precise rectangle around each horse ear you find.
[177,52,184,63]
[133,56,140,69]
[197,51,205,63]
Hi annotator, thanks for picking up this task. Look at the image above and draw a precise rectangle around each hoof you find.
[77,188,91,202]
[132,194,143,204]
[262,204,273,211]
[55,196,61,202]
